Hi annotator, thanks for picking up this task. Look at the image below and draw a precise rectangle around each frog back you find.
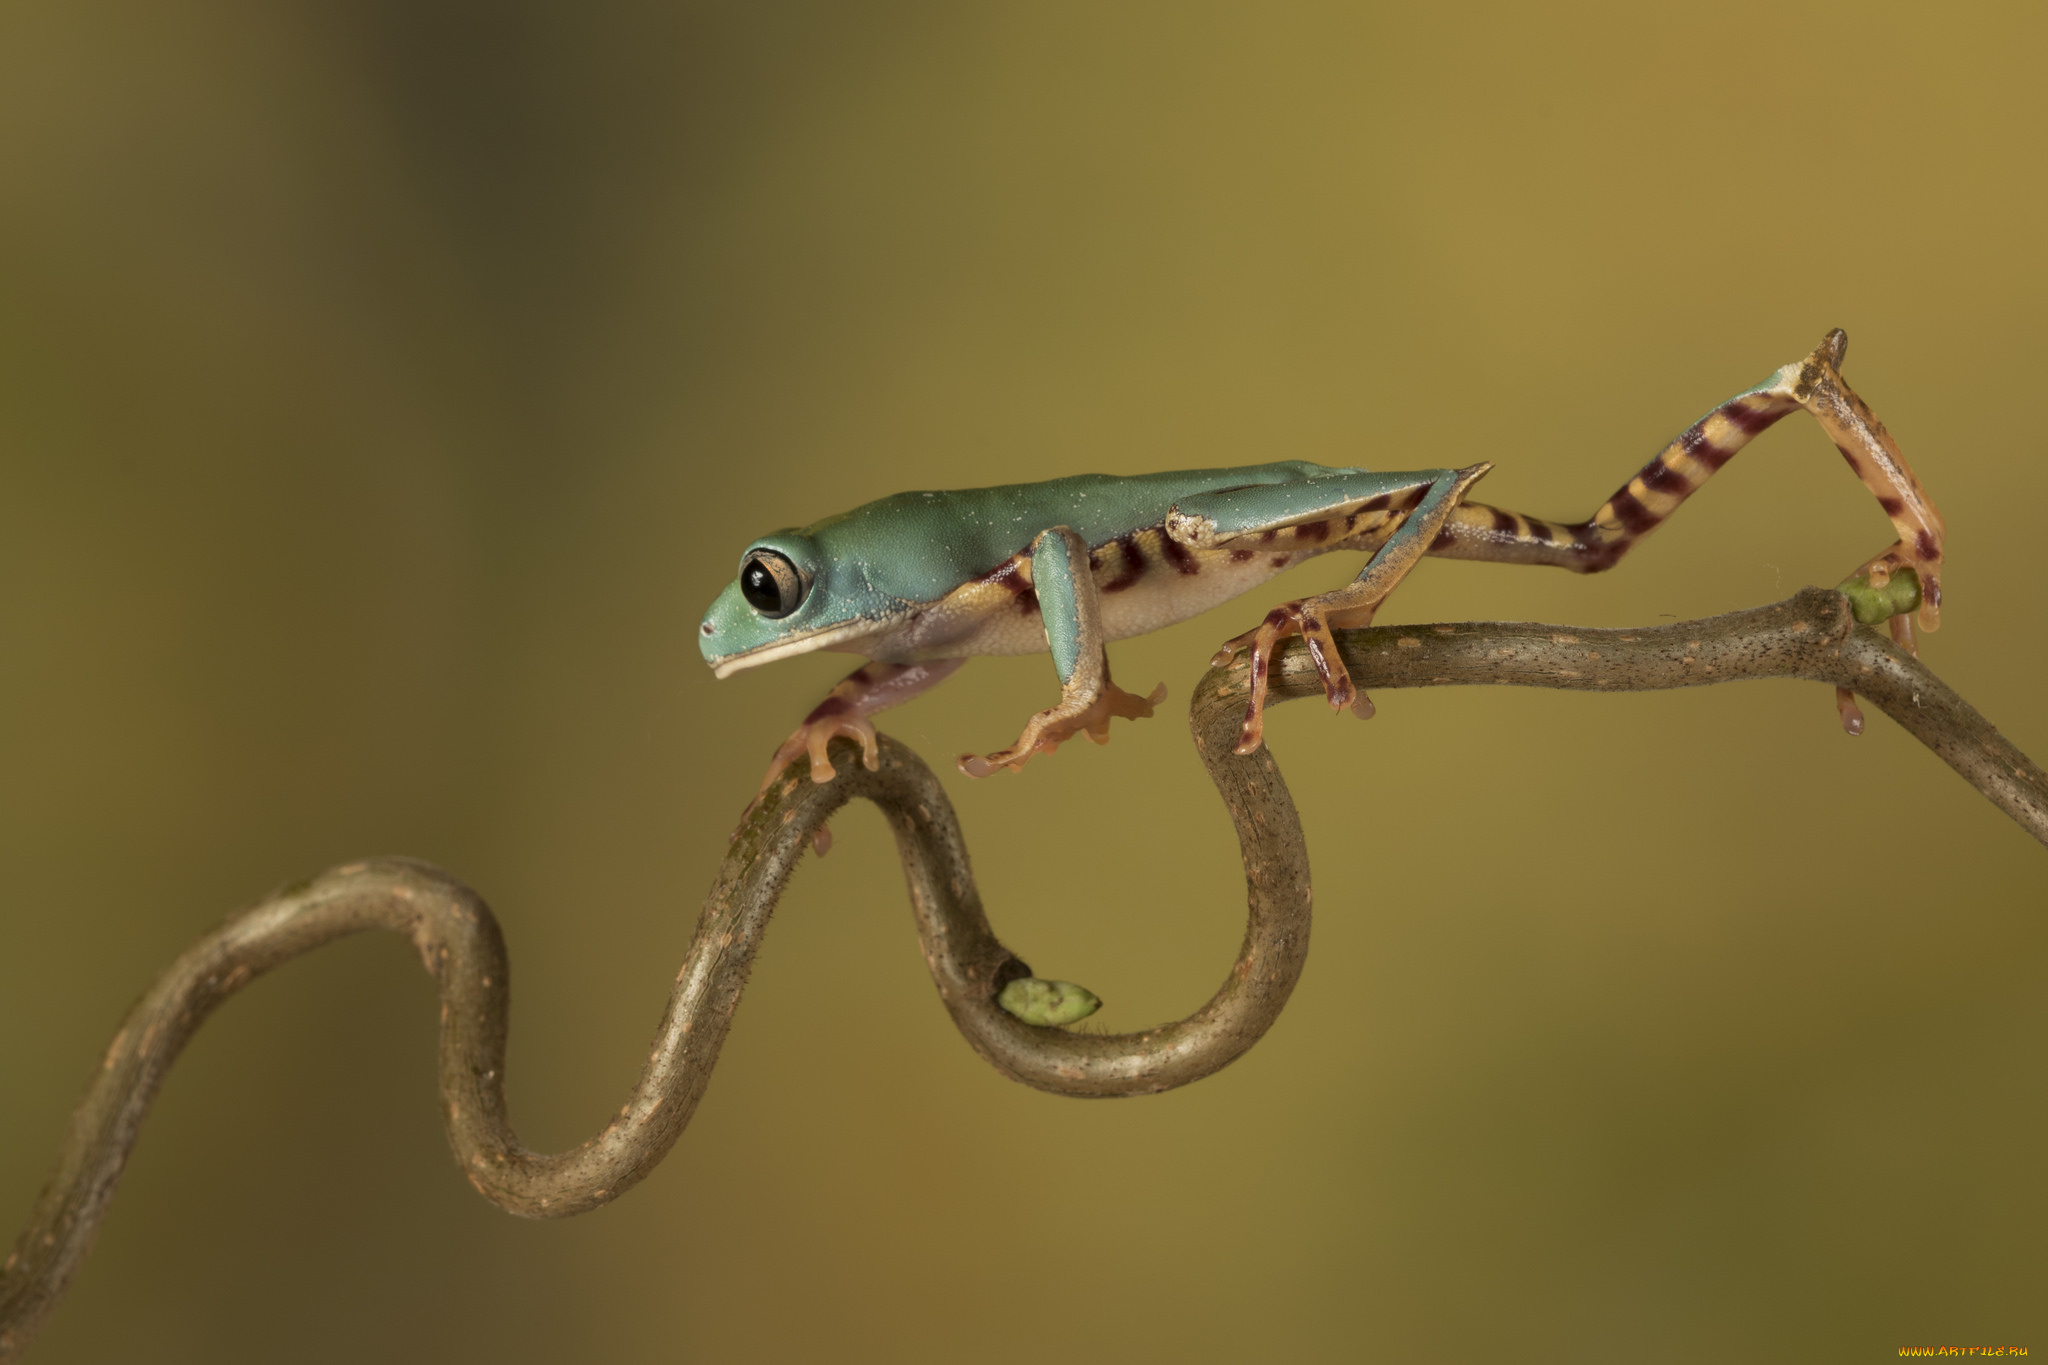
[807,462,1359,603]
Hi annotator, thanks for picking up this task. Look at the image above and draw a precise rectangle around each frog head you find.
[698,530,907,677]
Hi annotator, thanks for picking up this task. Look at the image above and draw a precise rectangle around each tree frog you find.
[700,331,1944,792]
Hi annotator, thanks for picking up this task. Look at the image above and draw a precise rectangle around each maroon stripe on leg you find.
[1719,400,1784,437]
[1639,457,1689,494]
[1566,524,1623,570]
[1679,422,1737,471]
[1605,489,1658,535]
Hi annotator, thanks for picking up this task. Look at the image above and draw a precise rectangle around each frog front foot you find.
[958,676,1166,778]
[759,711,881,793]
[751,658,968,799]
[739,712,882,854]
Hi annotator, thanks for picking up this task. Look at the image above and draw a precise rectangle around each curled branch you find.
[1,587,2040,1360]
[1272,586,2047,847]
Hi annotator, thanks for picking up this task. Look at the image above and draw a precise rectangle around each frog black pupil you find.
[739,553,800,616]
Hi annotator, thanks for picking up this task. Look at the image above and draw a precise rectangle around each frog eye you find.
[738,550,806,618]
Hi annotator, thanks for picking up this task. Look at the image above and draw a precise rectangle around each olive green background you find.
[2,3,2043,1362]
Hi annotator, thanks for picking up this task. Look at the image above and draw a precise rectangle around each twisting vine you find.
[1,586,2041,1360]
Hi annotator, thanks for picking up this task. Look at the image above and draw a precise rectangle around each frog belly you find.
[877,539,1313,661]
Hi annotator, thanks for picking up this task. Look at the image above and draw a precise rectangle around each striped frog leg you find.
[1429,330,1942,602]
[1423,328,1943,732]
[1193,464,1496,755]
[958,526,1167,778]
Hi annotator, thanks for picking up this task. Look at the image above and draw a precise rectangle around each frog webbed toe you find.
[758,711,880,795]
[957,676,1165,779]
[1223,596,1381,756]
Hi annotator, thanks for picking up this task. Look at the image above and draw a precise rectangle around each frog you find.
[699,330,1944,796]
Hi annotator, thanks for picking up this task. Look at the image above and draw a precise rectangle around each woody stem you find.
[2,586,2039,1361]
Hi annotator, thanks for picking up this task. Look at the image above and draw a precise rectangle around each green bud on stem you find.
[997,977,1102,1027]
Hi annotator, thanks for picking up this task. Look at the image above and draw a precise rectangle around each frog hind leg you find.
[959,526,1166,778]
[1216,463,1493,756]
[1428,331,1943,615]
[1422,329,1944,733]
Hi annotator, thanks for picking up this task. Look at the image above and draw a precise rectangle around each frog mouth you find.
[704,616,891,679]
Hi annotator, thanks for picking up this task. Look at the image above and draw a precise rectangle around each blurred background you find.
[2,2,2043,1360]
